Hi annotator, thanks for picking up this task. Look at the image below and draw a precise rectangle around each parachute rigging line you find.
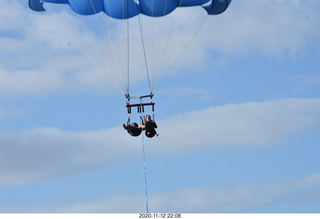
[68,0,127,96]
[41,9,110,87]
[126,0,130,94]
[101,0,129,96]
[102,13,127,96]
[151,0,169,93]
[151,0,184,90]
[154,0,231,94]
[154,15,210,94]
[42,0,126,96]
[122,0,130,94]
[137,5,153,93]
[152,0,225,94]
[151,0,186,91]
[103,0,129,94]
[29,0,233,96]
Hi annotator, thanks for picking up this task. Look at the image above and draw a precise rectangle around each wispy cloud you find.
[148,173,320,213]
[154,98,320,153]
[0,98,319,186]
[0,127,139,186]
[204,0,320,55]
[0,0,116,97]
[1,173,320,213]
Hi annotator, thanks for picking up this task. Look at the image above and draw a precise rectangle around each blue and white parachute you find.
[28,0,232,96]
[29,0,231,18]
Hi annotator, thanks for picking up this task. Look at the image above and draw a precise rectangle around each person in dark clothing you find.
[141,115,159,138]
[123,117,142,137]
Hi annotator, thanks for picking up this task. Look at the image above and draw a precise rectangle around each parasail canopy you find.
[29,0,232,18]
[28,0,232,97]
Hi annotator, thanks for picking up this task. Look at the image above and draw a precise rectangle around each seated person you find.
[141,115,159,138]
[123,117,142,137]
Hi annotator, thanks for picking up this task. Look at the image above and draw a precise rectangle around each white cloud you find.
[0,108,11,121]
[202,0,320,55]
[0,0,120,97]
[0,0,23,31]
[147,173,320,213]
[160,87,215,102]
[0,98,319,186]
[1,173,320,212]
[0,106,23,121]
[152,98,320,154]
[0,127,140,186]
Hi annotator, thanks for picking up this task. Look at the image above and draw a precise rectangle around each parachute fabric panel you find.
[205,0,232,15]
[45,0,68,3]
[139,0,176,17]
[68,0,103,15]
[29,0,232,18]
[103,0,139,19]
[28,0,45,11]
[177,0,210,7]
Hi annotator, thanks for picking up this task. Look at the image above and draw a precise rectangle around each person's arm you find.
[140,116,145,125]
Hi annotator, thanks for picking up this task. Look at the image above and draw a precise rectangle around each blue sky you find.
[1,0,320,213]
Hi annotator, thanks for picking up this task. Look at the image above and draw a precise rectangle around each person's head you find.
[146,115,151,121]
[132,122,138,127]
